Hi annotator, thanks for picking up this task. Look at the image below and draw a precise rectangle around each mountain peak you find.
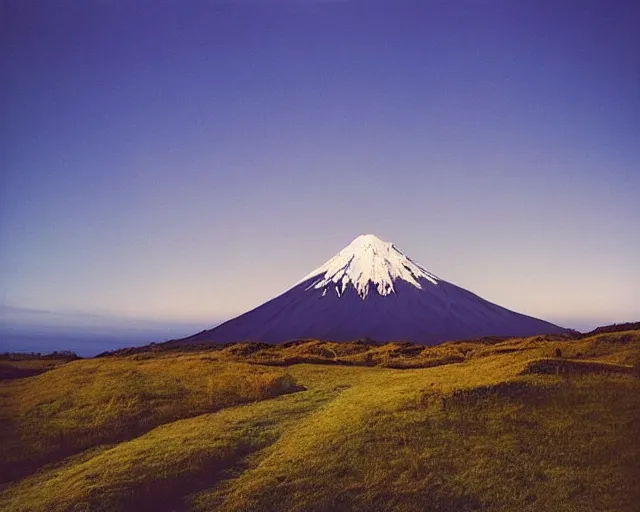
[299,234,440,299]
[348,233,390,248]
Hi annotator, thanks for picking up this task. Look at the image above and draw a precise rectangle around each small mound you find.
[520,358,634,376]
[222,342,273,356]
[443,380,554,409]
[381,353,464,369]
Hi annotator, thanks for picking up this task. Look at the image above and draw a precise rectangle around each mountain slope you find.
[186,234,565,344]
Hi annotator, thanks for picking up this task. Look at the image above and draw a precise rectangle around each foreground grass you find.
[199,372,638,512]
[194,352,640,512]
[1,331,639,511]
[0,355,296,483]
[0,384,342,512]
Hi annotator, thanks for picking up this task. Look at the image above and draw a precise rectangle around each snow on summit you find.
[299,234,439,299]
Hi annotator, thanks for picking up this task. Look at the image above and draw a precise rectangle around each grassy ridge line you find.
[0,384,345,512]
[0,355,296,485]
[167,330,640,369]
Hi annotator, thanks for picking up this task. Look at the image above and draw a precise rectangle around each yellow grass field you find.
[1,330,639,511]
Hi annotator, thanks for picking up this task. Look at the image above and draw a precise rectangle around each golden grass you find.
[0,354,296,484]
[0,331,639,511]
[0,386,337,512]
[188,358,640,512]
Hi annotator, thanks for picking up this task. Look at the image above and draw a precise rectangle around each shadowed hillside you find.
[0,352,79,381]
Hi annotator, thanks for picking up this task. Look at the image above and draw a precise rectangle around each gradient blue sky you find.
[1,0,639,351]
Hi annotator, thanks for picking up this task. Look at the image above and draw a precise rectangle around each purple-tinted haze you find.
[1,1,639,352]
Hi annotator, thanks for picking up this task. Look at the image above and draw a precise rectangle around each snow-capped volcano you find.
[298,234,439,298]
[184,234,565,344]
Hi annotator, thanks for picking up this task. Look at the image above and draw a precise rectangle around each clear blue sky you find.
[1,0,639,349]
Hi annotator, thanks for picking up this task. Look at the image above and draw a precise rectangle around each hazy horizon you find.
[2,1,639,354]
[0,290,635,356]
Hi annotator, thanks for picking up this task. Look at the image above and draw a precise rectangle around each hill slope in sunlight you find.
[1,330,639,511]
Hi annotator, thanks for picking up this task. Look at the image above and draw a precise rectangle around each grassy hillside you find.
[1,331,639,511]
[0,356,297,484]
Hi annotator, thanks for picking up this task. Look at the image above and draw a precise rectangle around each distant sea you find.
[0,324,211,357]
